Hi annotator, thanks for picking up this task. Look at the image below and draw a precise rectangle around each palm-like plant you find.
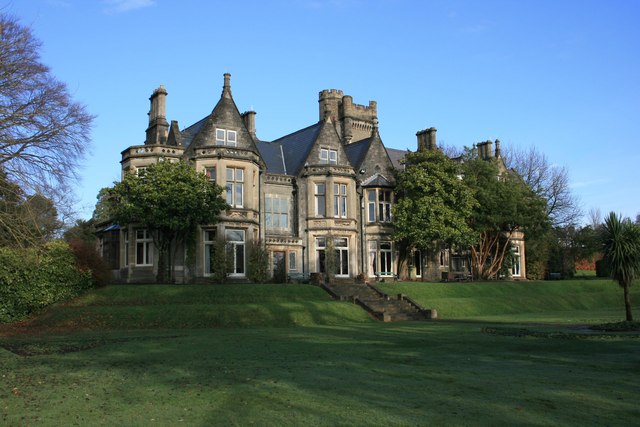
[601,212,640,321]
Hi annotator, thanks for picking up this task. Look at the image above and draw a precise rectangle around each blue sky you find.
[7,0,640,223]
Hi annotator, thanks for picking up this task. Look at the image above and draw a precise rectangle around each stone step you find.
[323,282,431,322]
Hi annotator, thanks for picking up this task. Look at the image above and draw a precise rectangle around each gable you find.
[301,118,352,173]
[356,130,396,185]
[183,76,260,155]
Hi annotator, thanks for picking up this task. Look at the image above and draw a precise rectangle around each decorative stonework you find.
[265,174,294,185]
[266,237,302,246]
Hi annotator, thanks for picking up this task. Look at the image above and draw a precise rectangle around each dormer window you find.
[216,128,237,146]
[320,148,337,165]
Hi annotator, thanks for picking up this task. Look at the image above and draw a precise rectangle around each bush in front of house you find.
[0,241,92,323]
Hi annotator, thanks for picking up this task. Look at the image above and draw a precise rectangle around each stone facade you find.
[101,73,526,283]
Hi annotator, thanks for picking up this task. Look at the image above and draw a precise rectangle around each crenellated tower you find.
[318,89,378,144]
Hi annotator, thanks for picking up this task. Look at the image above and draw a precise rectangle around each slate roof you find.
[256,140,286,174]
[179,116,208,148]
[272,122,323,176]
[344,137,372,170]
[386,147,408,170]
[361,173,394,188]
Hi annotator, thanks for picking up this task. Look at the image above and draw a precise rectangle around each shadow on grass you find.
[3,323,640,425]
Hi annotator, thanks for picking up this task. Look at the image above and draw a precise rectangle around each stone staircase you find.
[322,282,437,322]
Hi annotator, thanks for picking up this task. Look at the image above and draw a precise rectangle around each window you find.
[366,189,392,222]
[226,167,244,208]
[367,190,376,222]
[123,230,129,266]
[333,183,347,218]
[378,190,392,222]
[205,167,216,183]
[316,237,349,276]
[225,229,245,276]
[216,129,225,145]
[380,242,392,276]
[315,183,326,217]
[288,252,297,271]
[203,230,216,276]
[135,229,153,266]
[316,237,326,273]
[135,166,147,177]
[216,128,237,146]
[414,250,422,277]
[334,237,349,276]
[265,196,289,230]
[511,245,522,277]
[227,130,237,146]
[320,148,337,165]
[368,241,393,277]
[452,256,466,272]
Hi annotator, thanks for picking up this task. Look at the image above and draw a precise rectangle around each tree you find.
[463,155,549,280]
[104,161,228,282]
[393,149,476,265]
[63,218,97,244]
[503,146,581,228]
[0,169,61,247]
[601,212,640,321]
[0,12,93,193]
[0,12,93,244]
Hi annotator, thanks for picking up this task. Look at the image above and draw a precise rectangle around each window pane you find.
[317,195,325,216]
[225,229,244,242]
[236,169,244,182]
[227,130,236,144]
[236,244,245,274]
[235,183,243,207]
[226,184,233,204]
[334,238,347,247]
[289,252,296,271]
[226,168,234,181]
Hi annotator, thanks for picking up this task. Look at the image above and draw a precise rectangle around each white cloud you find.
[103,0,155,14]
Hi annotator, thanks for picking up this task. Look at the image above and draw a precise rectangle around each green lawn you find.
[377,279,640,323]
[1,282,639,426]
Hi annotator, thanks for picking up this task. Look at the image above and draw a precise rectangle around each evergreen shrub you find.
[0,241,92,322]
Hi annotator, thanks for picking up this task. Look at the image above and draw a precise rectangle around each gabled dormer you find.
[185,74,261,156]
[301,115,353,174]
[344,119,395,185]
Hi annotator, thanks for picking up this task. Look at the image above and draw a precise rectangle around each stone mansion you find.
[97,73,525,283]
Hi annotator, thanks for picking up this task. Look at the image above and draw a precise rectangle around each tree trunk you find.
[623,282,633,321]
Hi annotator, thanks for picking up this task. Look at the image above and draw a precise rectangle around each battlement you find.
[319,89,344,99]
[341,95,377,120]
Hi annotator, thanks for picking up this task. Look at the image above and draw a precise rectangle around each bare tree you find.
[503,146,581,227]
[0,12,93,200]
[589,207,602,229]
[0,12,93,245]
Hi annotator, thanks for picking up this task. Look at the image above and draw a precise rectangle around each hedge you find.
[0,241,92,323]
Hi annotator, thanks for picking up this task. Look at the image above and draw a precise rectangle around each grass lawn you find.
[1,282,639,426]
